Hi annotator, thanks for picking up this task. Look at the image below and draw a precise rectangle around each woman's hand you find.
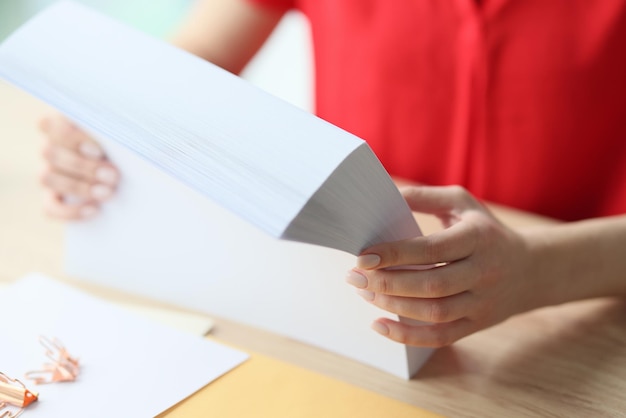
[39,114,119,219]
[346,185,540,347]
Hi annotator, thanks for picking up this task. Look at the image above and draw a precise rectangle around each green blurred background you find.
[0,0,192,40]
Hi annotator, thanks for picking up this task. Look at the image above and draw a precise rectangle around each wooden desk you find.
[2,81,626,417]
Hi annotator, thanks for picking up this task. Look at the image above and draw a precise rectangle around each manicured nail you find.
[371,321,390,336]
[357,254,381,269]
[91,184,113,200]
[80,205,98,218]
[62,194,83,206]
[95,167,118,184]
[345,270,368,288]
[79,142,104,159]
[356,289,375,301]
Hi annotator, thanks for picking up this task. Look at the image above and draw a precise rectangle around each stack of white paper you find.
[0,1,434,379]
[0,1,419,255]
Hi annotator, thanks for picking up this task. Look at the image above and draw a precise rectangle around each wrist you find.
[519,216,626,310]
[517,227,568,311]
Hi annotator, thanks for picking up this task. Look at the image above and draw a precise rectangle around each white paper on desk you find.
[0,273,248,418]
[0,1,434,378]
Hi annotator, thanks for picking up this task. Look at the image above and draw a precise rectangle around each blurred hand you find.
[39,114,119,219]
[346,185,537,348]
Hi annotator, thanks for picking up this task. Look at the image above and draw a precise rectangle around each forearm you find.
[524,214,626,309]
[168,0,284,74]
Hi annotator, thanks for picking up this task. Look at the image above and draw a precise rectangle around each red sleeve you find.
[246,0,295,12]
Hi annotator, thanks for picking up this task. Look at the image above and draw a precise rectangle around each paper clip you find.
[0,372,38,417]
[0,402,24,418]
[0,401,22,418]
[25,336,80,385]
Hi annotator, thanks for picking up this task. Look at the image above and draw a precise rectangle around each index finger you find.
[39,114,104,160]
[357,220,478,269]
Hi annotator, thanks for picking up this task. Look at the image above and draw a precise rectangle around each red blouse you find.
[248,0,626,221]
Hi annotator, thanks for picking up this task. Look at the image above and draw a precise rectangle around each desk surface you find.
[2,81,626,417]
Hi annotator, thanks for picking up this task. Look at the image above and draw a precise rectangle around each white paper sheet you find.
[0,274,247,417]
[120,304,214,337]
[0,281,214,336]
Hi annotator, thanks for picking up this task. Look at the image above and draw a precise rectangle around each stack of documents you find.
[0,1,434,379]
[0,0,420,255]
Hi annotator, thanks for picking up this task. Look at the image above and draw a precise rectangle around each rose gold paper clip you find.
[0,372,38,417]
[0,401,24,418]
[25,336,80,385]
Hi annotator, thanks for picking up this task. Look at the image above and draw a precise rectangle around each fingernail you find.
[356,289,375,301]
[91,184,113,201]
[62,194,84,206]
[345,270,368,288]
[95,167,118,185]
[79,142,104,159]
[80,205,98,218]
[371,321,390,336]
[357,254,381,269]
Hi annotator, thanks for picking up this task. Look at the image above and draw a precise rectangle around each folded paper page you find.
[0,0,419,255]
[0,273,248,418]
[0,1,434,378]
